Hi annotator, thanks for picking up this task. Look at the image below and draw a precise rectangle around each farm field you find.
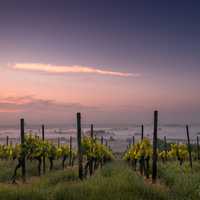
[1,1,200,199]
[0,159,200,200]
[0,113,199,200]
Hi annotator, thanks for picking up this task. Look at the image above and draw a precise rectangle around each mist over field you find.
[0,1,200,200]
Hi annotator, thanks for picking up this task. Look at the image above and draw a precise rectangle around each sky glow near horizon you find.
[0,0,200,125]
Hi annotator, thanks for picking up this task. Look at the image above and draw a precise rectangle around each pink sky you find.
[0,62,199,125]
[0,1,200,125]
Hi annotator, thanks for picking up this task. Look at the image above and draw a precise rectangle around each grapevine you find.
[81,136,114,176]
[123,138,152,177]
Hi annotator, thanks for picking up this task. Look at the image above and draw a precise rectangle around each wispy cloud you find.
[0,109,20,113]
[0,96,95,113]
[11,63,140,77]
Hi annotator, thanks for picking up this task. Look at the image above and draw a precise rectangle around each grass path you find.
[1,159,200,199]
[0,161,171,200]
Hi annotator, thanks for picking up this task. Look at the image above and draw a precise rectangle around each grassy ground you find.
[0,160,169,200]
[158,161,200,200]
[0,159,68,183]
[0,159,200,200]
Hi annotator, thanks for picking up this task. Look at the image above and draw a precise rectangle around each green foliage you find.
[82,136,114,162]
[123,138,152,161]
[0,134,72,161]
[168,144,188,160]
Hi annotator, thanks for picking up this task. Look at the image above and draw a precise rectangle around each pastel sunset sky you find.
[0,0,200,125]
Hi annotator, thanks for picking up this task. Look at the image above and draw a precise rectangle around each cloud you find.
[0,96,95,113]
[0,109,20,113]
[11,63,140,77]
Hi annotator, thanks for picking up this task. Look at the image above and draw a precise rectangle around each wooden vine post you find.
[152,111,158,184]
[20,118,26,182]
[90,124,94,175]
[77,112,83,180]
[197,136,200,160]
[132,136,135,145]
[139,124,144,175]
[100,135,104,168]
[91,124,94,139]
[164,136,167,161]
[186,125,193,169]
[69,136,72,166]
[57,137,60,147]
[42,124,46,174]
[6,136,9,146]
[101,136,104,145]
[141,124,144,140]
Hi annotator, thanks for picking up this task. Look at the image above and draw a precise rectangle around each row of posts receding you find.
[1,110,199,183]
[127,111,198,183]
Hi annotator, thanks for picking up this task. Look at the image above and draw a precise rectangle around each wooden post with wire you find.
[57,137,60,147]
[69,136,72,166]
[186,125,193,169]
[141,124,144,140]
[164,136,167,161]
[90,124,94,175]
[6,136,9,146]
[197,136,200,160]
[77,112,83,180]
[132,136,135,145]
[90,124,94,139]
[42,124,46,174]
[152,111,158,183]
[20,118,26,182]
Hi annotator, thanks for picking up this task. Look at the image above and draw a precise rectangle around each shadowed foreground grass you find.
[158,161,200,200]
[1,160,200,200]
[0,161,169,200]
[0,159,69,183]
